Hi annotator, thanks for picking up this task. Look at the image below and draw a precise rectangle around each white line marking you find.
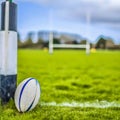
[41,100,120,108]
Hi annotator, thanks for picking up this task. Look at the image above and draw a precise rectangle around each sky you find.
[0,0,120,43]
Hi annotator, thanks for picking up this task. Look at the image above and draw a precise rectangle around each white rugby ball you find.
[14,78,40,112]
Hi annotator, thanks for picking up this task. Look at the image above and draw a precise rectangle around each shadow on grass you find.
[71,82,91,89]
[55,85,70,90]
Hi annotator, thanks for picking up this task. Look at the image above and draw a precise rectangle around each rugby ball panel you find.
[14,79,24,112]
[30,81,40,110]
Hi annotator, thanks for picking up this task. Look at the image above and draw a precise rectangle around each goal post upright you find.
[86,41,90,55]
[0,0,17,103]
[86,10,91,55]
[48,10,54,54]
[49,31,53,54]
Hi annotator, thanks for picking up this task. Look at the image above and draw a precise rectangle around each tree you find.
[53,38,60,44]
[80,40,87,44]
[17,33,23,48]
[37,38,44,45]
[23,32,34,48]
[96,37,106,49]
[73,40,78,44]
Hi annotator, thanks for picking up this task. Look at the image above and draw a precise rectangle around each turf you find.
[1,50,120,120]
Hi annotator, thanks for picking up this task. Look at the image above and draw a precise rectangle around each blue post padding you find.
[0,75,17,104]
[1,2,17,31]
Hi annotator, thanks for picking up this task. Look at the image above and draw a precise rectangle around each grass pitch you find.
[1,50,120,120]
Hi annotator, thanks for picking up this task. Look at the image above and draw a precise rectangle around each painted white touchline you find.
[41,100,120,108]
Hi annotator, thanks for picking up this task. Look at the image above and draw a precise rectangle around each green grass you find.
[1,50,120,120]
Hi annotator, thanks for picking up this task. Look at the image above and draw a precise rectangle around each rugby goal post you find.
[0,0,17,103]
[48,10,91,54]
[49,32,90,54]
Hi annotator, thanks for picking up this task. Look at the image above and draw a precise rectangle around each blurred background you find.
[0,0,120,50]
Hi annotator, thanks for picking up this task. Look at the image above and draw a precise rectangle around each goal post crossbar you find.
[53,44,89,49]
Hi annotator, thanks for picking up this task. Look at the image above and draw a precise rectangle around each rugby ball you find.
[14,78,40,112]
